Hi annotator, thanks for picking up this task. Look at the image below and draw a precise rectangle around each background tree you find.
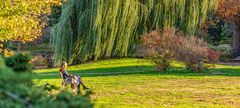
[51,0,219,65]
[217,0,240,58]
[203,15,232,45]
[0,0,61,53]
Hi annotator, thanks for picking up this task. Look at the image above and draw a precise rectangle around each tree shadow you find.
[34,65,240,80]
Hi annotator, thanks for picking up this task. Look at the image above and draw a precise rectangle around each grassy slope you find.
[33,58,240,108]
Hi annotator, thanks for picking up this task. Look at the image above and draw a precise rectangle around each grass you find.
[33,58,240,107]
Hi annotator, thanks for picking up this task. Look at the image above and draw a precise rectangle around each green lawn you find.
[33,58,240,108]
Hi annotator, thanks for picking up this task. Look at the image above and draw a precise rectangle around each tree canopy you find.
[217,0,240,22]
[51,0,219,64]
[0,0,61,42]
[217,0,240,57]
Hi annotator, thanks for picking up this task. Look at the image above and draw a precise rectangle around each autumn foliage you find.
[207,49,221,64]
[138,29,179,71]
[0,0,62,43]
[139,28,220,72]
[216,0,240,57]
[217,0,240,22]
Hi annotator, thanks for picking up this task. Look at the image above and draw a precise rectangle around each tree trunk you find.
[229,21,240,58]
[17,42,21,53]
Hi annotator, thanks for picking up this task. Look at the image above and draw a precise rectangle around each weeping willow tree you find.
[51,0,219,64]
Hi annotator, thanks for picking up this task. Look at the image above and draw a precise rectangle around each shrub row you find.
[138,28,220,72]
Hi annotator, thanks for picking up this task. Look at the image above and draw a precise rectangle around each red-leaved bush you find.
[138,29,182,71]
[174,36,209,71]
[138,28,220,72]
[206,49,221,65]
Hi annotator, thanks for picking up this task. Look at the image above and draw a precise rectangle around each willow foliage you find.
[51,0,219,64]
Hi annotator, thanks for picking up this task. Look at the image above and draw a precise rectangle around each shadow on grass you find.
[34,65,240,79]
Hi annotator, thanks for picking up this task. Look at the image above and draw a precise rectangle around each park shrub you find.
[0,56,93,108]
[174,36,209,71]
[174,37,220,71]
[31,55,49,69]
[209,44,231,62]
[139,28,220,72]
[206,49,221,64]
[138,29,180,71]
[5,53,32,72]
